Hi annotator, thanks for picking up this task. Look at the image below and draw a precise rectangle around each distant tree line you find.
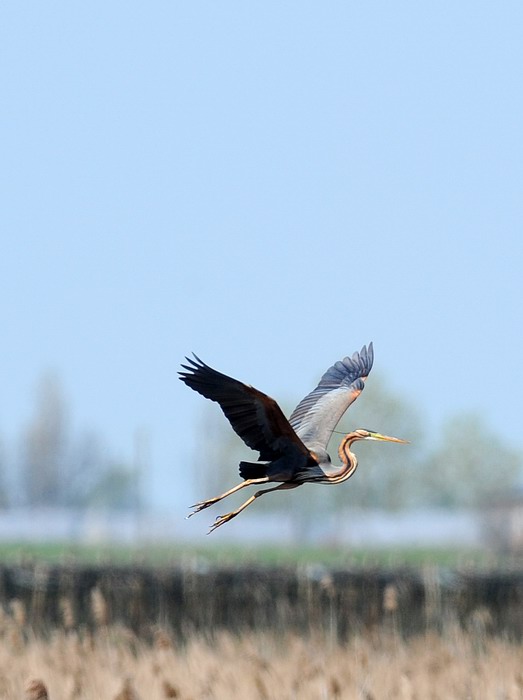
[0,372,141,510]
[2,369,520,517]
[193,373,522,516]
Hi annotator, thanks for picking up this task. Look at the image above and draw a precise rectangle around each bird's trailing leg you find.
[186,477,270,519]
[209,483,295,534]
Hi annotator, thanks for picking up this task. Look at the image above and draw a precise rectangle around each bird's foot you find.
[185,498,218,519]
[207,511,237,534]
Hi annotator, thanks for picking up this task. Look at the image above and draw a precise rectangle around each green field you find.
[0,540,518,570]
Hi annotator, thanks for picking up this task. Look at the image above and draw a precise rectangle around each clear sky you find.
[1,2,522,514]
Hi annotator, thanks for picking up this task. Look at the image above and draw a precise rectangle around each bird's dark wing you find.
[289,343,374,449]
[179,355,311,462]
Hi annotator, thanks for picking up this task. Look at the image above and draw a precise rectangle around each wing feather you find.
[289,343,374,449]
[179,355,310,461]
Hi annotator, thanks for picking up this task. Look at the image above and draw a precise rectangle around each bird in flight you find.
[179,343,407,532]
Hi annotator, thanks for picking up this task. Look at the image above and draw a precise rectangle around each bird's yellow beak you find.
[367,431,409,444]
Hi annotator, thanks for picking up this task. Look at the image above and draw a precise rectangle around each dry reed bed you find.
[2,566,523,698]
[5,623,523,699]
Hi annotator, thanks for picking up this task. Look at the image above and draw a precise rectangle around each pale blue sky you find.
[1,3,522,513]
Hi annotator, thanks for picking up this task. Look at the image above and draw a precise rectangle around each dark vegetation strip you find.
[1,563,523,640]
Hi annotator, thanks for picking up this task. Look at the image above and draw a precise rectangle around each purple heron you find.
[179,343,407,532]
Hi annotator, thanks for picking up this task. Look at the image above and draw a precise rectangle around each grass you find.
[0,540,515,570]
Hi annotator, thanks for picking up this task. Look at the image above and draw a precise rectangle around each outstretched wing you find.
[179,355,311,462]
[289,343,374,449]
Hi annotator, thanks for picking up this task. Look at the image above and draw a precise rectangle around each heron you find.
[179,343,408,532]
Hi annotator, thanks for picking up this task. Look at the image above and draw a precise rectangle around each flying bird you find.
[179,343,407,532]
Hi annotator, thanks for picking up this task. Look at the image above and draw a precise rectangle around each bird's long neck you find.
[329,432,359,484]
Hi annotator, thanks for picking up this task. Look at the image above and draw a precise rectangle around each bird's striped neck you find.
[329,432,359,483]
[304,433,360,485]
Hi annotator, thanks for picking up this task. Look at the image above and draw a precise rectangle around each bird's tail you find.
[239,461,268,480]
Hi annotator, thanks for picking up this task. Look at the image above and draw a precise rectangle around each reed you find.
[1,624,522,699]
[0,562,522,698]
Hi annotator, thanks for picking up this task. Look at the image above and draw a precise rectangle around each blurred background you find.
[1,1,523,558]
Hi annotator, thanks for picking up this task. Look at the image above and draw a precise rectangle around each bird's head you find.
[353,429,409,444]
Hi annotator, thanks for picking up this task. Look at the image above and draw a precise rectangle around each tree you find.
[87,462,140,510]
[66,431,107,508]
[20,372,143,512]
[190,373,523,524]
[0,435,9,508]
[191,403,254,502]
[327,373,425,510]
[285,373,424,538]
[21,372,69,506]
[419,413,522,508]
[191,373,424,519]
